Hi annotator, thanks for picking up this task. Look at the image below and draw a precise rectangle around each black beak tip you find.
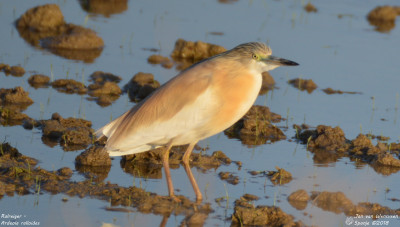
[285,60,299,66]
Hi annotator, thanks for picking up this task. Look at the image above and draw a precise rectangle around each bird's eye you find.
[252,54,258,60]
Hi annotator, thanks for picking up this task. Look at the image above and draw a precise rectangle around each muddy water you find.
[1,0,400,226]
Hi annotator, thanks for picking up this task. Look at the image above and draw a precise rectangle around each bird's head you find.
[225,42,298,73]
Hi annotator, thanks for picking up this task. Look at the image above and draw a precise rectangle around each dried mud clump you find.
[218,172,239,185]
[231,198,302,227]
[248,166,292,185]
[123,72,160,102]
[304,2,317,13]
[323,87,360,95]
[287,189,310,210]
[171,39,226,70]
[297,125,400,175]
[225,105,286,145]
[171,39,226,60]
[288,78,317,93]
[51,79,88,94]
[88,82,121,106]
[267,166,293,185]
[89,71,122,84]
[16,4,104,62]
[310,191,400,217]
[0,143,213,221]
[0,87,34,113]
[0,107,32,126]
[0,87,34,106]
[28,74,51,88]
[121,146,232,178]
[41,25,104,50]
[1,65,26,77]
[259,71,275,95]
[75,145,111,167]
[16,4,65,31]
[299,125,347,151]
[148,55,174,69]
[78,0,128,18]
[87,71,122,106]
[39,113,93,151]
[367,6,400,32]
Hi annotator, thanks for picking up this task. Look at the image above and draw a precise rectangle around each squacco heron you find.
[97,42,298,202]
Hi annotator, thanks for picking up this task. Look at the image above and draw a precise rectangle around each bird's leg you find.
[162,142,179,202]
[182,142,203,202]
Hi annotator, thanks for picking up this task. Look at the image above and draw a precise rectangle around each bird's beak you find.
[262,55,299,66]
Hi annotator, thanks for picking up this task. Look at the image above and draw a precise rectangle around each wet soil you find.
[296,125,400,175]
[225,105,286,145]
[0,143,213,222]
[231,197,303,226]
[123,72,160,102]
[121,146,232,179]
[288,78,317,93]
[16,4,104,62]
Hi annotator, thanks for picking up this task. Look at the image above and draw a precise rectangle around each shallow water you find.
[1,0,400,226]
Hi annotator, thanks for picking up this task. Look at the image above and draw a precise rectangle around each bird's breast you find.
[208,68,262,132]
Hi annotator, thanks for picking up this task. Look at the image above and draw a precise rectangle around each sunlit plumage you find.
[97,42,298,201]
